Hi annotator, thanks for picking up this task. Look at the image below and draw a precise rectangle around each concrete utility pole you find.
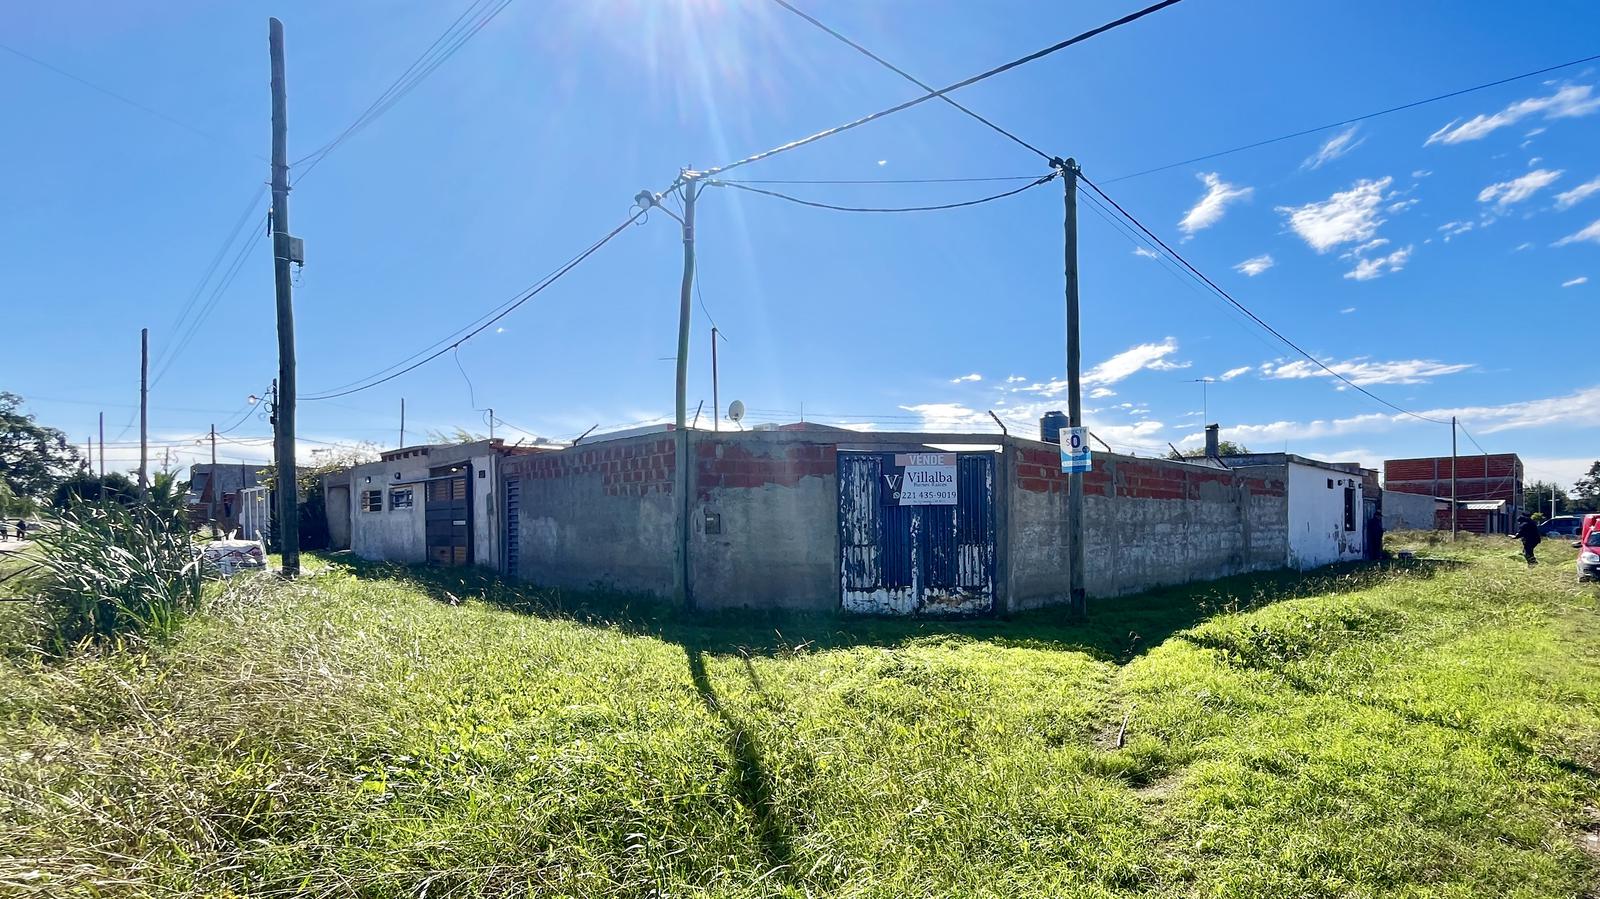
[675,174,700,609]
[399,397,406,448]
[1062,158,1087,619]
[269,18,300,576]
[138,327,149,501]
[97,411,105,496]
[209,423,218,528]
[711,326,720,432]
[1450,416,1458,540]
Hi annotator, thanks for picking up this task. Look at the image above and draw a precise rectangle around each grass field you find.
[2,532,1598,897]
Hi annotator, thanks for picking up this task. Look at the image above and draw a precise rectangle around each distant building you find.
[1383,453,1523,534]
[186,463,265,536]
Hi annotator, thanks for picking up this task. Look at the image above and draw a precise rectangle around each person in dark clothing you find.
[12,519,25,542]
[1365,509,1384,560]
[1515,515,1541,565]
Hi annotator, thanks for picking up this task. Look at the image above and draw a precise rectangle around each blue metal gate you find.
[838,452,995,615]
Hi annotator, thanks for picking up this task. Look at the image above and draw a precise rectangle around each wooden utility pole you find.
[97,411,105,486]
[1063,159,1086,618]
[209,423,218,528]
[399,397,406,448]
[269,17,300,576]
[1450,416,1458,540]
[138,327,149,501]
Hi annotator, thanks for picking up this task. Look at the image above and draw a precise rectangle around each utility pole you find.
[673,174,699,609]
[139,327,149,501]
[488,408,495,441]
[400,397,406,448]
[1450,416,1458,540]
[711,326,720,432]
[1062,158,1086,619]
[269,17,300,576]
[209,423,218,529]
[97,411,105,497]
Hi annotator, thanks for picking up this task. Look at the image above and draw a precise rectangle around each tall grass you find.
[28,501,204,649]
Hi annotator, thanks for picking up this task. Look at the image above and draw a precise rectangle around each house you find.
[1383,453,1523,533]
[186,463,266,535]
[344,439,546,568]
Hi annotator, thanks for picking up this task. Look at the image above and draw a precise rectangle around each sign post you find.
[1060,427,1091,473]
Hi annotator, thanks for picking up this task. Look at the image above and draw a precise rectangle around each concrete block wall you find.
[1006,442,1288,609]
[1383,489,1439,530]
[501,436,677,595]
[691,436,838,611]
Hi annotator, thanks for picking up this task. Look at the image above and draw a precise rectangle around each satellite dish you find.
[727,400,745,423]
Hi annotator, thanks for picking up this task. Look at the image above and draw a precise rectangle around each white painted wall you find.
[1286,461,1364,570]
[348,442,502,569]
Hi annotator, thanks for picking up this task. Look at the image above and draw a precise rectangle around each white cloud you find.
[1529,157,1544,167]
[949,373,982,383]
[1526,127,1547,138]
[1555,176,1600,210]
[1514,241,1534,252]
[1005,375,1026,383]
[1386,198,1419,213]
[1010,338,1188,397]
[1089,387,1117,399]
[1555,219,1600,247]
[1344,245,1413,281]
[1233,254,1274,276]
[1131,246,1159,259]
[1343,238,1391,258]
[1438,220,1474,241]
[1179,173,1253,235]
[1477,168,1562,207]
[1261,356,1470,385]
[1426,84,1600,145]
[898,403,992,431]
[1278,177,1392,252]
[1219,366,1253,381]
[1411,169,1433,179]
[1563,276,1589,287]
[1302,126,1364,170]
[1340,307,1357,314]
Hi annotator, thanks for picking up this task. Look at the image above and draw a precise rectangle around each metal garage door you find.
[426,463,471,566]
[838,451,995,615]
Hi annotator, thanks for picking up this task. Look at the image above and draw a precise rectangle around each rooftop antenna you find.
[1186,377,1216,423]
[727,399,746,431]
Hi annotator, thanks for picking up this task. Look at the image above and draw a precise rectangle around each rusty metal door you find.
[838,452,994,615]
[426,463,471,566]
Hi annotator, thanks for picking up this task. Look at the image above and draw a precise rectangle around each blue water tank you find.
[1040,411,1068,444]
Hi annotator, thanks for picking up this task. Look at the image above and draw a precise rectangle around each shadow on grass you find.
[317,552,1460,665]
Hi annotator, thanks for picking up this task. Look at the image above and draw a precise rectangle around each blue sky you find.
[4,0,1598,487]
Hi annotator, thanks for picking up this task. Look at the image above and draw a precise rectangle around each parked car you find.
[1574,514,1600,583]
[1539,515,1584,537]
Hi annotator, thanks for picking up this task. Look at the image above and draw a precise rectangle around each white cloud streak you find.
[1344,245,1413,281]
[1555,219,1600,247]
[1233,254,1274,276]
[1555,176,1600,210]
[1180,173,1253,235]
[949,373,982,384]
[1261,356,1470,385]
[1563,276,1589,287]
[1219,366,1253,381]
[1278,177,1392,252]
[1425,84,1600,145]
[1302,126,1364,170]
[1477,168,1562,208]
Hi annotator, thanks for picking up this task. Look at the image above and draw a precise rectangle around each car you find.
[1578,529,1600,583]
[1540,515,1585,537]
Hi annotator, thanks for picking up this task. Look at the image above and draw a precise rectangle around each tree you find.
[1573,461,1600,512]
[51,471,139,509]
[1169,441,1251,460]
[1523,480,1572,517]
[0,392,80,501]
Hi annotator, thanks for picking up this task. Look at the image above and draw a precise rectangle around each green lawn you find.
[2,533,1599,897]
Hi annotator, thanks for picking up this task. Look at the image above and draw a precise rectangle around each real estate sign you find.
[1060,427,1091,473]
[881,452,958,505]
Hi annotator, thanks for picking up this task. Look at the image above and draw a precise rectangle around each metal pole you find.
[711,326,720,433]
[269,17,300,576]
[1063,159,1086,618]
[138,327,149,501]
[1450,416,1458,540]
[674,176,698,609]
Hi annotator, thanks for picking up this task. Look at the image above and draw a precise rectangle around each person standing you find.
[12,519,25,543]
[1514,514,1541,565]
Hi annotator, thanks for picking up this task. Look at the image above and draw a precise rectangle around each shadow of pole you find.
[684,647,797,883]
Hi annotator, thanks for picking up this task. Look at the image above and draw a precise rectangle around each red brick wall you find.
[503,438,675,498]
[695,441,836,500]
[1012,449,1285,499]
[1386,454,1521,503]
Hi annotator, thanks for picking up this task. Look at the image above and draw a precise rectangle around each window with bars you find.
[389,488,414,510]
[361,490,383,513]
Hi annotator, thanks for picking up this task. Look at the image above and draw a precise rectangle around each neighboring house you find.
[1384,453,1523,534]
[344,440,545,568]
[186,463,265,535]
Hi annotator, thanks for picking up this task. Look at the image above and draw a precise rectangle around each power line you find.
[1103,51,1600,183]
[1077,172,1449,425]
[691,0,1185,183]
[766,0,1052,162]
[708,171,1057,212]
[718,174,1041,185]
[302,206,646,401]
[0,42,262,159]
[292,0,515,183]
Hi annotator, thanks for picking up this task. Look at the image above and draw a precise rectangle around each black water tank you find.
[1040,410,1068,444]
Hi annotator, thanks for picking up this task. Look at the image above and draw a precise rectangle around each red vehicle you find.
[1577,514,1600,583]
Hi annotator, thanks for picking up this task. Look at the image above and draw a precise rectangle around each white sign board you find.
[1060,427,1092,473]
[889,452,958,505]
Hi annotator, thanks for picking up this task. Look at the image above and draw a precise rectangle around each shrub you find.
[29,502,205,649]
